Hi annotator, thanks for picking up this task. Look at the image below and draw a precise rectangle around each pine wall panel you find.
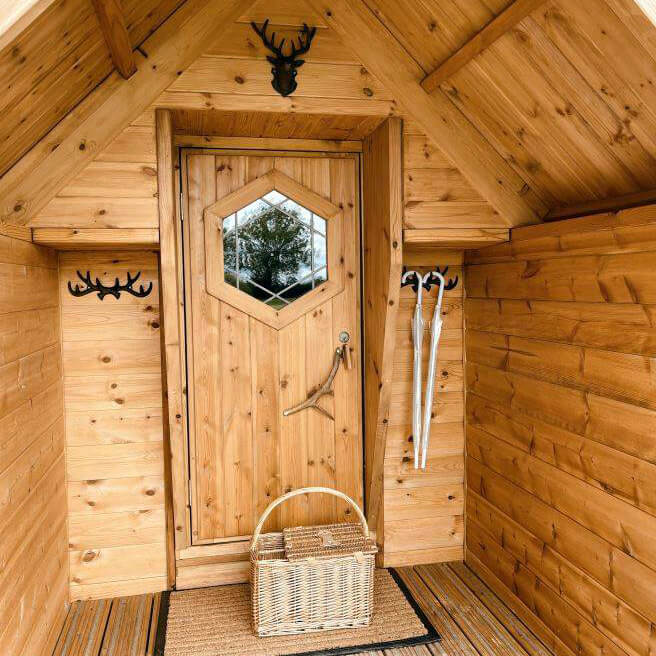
[59,250,167,601]
[0,231,68,655]
[383,255,465,567]
[464,206,656,656]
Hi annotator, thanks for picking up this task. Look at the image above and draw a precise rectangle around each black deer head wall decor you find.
[251,20,317,97]
[68,270,153,301]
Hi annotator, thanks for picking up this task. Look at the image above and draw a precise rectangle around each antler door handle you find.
[282,346,342,420]
[282,336,352,419]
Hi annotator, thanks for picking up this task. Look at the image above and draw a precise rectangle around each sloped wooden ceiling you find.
[365,0,656,214]
[0,0,185,178]
[3,0,656,225]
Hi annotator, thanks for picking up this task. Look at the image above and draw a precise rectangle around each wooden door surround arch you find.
[204,168,345,330]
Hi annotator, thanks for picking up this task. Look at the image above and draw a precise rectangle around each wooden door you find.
[183,151,362,545]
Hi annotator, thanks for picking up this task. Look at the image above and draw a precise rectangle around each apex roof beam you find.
[421,0,548,94]
[305,0,547,226]
[0,0,256,226]
[91,0,136,79]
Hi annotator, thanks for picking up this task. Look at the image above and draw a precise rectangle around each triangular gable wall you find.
[28,0,504,242]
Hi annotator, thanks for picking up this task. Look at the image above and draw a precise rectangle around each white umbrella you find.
[401,270,425,469]
[419,271,446,470]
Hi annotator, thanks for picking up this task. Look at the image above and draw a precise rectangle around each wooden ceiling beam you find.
[421,0,549,94]
[545,187,656,221]
[0,0,256,227]
[305,0,548,226]
[91,0,137,79]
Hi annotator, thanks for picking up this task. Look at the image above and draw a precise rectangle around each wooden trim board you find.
[362,118,404,544]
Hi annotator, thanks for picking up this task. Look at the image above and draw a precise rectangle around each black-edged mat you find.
[154,568,440,656]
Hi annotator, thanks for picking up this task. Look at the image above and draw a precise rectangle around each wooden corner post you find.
[362,117,403,554]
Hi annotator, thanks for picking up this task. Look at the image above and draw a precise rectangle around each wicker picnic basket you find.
[250,487,377,638]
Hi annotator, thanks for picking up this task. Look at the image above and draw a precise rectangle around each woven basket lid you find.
[283,522,378,561]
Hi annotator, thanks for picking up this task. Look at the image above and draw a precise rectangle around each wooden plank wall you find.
[402,120,505,232]
[383,253,465,567]
[0,231,68,654]
[28,111,159,232]
[158,10,503,233]
[60,251,168,601]
[156,16,477,566]
[19,6,489,573]
[464,206,656,656]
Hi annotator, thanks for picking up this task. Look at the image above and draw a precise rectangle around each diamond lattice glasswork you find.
[222,192,328,308]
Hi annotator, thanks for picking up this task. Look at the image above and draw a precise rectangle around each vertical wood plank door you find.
[183,151,362,544]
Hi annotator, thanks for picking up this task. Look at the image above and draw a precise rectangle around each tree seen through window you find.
[222,191,327,309]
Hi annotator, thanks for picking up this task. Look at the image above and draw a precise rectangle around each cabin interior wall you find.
[464,207,656,656]
[59,250,168,601]
[17,7,505,591]
[383,248,465,567]
[0,232,68,654]
[28,110,159,234]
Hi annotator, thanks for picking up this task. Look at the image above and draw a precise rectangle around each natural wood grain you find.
[465,209,656,654]
[404,228,509,248]
[362,119,403,542]
[60,250,166,600]
[0,0,257,226]
[91,0,136,79]
[546,187,656,221]
[304,0,547,226]
[183,152,362,566]
[55,561,555,656]
[0,0,57,51]
[156,109,189,560]
[33,228,159,248]
[0,232,67,655]
[421,0,549,94]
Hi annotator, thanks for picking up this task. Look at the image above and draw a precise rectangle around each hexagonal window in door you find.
[222,190,327,309]
[203,169,344,330]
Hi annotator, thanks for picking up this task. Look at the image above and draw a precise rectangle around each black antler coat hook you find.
[251,20,317,96]
[68,271,153,301]
[401,266,459,293]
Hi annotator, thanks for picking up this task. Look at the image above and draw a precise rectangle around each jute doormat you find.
[154,569,440,656]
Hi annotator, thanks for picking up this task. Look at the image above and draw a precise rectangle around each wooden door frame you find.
[159,119,366,563]
[158,108,402,585]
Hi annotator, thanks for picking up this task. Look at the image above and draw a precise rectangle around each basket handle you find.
[250,487,369,549]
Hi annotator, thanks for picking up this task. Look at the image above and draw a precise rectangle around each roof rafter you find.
[91,0,137,79]
[305,0,548,226]
[421,0,549,94]
[0,0,257,226]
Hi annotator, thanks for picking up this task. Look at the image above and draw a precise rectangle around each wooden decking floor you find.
[52,562,554,656]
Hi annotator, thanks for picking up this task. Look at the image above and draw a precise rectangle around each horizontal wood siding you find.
[0,233,68,655]
[29,120,159,230]
[383,253,465,567]
[59,251,167,601]
[464,206,656,656]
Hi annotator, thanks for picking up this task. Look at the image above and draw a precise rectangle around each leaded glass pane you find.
[222,190,329,306]
[281,199,312,225]
[262,190,287,205]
